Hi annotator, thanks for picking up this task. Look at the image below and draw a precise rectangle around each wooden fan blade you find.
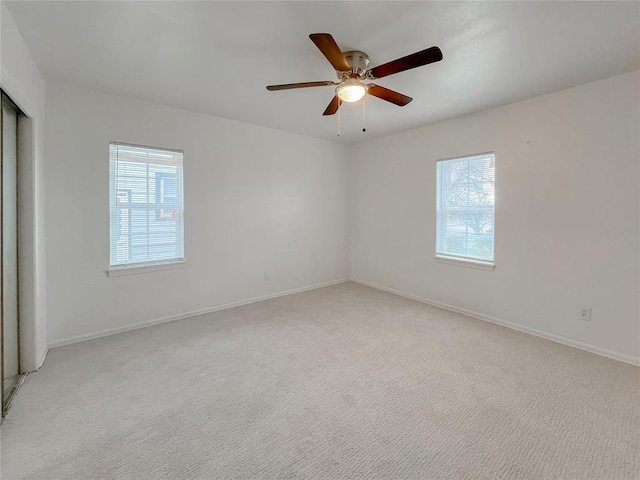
[367,46,442,79]
[367,84,413,106]
[323,96,342,116]
[309,33,351,72]
[266,81,335,91]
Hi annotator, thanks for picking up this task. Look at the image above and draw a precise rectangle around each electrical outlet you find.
[578,307,592,321]
[264,272,270,281]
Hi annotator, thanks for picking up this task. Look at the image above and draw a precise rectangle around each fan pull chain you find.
[362,93,367,133]
[337,99,341,137]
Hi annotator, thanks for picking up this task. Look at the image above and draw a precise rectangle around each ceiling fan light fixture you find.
[266,33,441,117]
[336,81,366,103]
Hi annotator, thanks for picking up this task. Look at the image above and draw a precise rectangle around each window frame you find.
[107,142,185,276]
[434,152,496,270]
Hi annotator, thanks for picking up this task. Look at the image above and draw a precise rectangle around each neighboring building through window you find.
[436,153,495,262]
[109,143,184,268]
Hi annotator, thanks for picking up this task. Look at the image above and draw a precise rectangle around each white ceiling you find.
[5,1,640,144]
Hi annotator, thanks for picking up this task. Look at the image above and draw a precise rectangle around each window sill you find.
[434,255,495,271]
[107,260,185,277]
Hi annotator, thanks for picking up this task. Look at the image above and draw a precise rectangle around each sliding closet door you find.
[2,92,20,413]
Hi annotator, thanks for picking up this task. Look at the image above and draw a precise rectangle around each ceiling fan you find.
[266,33,443,116]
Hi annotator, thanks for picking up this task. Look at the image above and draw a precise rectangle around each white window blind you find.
[109,143,184,268]
[436,153,495,262]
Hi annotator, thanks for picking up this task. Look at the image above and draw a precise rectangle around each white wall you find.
[39,67,640,364]
[45,83,350,345]
[350,71,640,363]
[0,4,48,370]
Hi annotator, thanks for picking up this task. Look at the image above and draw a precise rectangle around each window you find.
[109,143,184,269]
[436,153,495,263]
[155,172,178,219]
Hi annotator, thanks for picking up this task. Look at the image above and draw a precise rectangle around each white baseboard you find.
[49,278,350,349]
[351,278,640,367]
[35,347,49,371]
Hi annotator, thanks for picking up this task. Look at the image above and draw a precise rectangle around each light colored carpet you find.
[1,282,638,479]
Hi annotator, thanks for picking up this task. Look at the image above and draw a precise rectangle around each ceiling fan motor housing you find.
[338,51,370,79]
